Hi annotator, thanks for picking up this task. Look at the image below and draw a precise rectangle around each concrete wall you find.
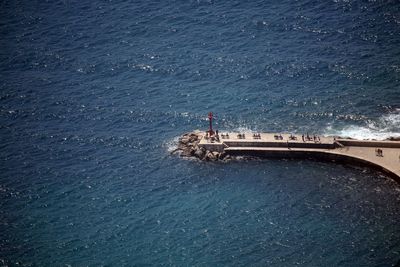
[200,143,224,152]
[337,139,400,148]
[225,149,400,182]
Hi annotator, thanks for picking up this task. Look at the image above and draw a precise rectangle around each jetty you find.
[174,113,400,181]
[198,132,400,180]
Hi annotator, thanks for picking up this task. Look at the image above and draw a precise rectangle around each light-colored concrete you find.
[198,132,400,179]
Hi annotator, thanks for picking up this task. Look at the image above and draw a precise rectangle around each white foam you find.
[324,111,400,140]
[230,126,256,133]
[164,136,180,153]
[325,126,400,140]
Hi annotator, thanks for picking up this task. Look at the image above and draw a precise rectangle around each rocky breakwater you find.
[171,131,230,161]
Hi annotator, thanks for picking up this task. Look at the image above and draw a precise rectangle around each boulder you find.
[223,154,232,161]
[180,137,190,144]
[205,151,217,161]
[194,148,205,159]
[211,151,220,160]
[190,147,196,155]
[218,152,227,160]
[189,136,198,143]
[204,151,214,161]
[170,148,180,155]
[177,142,186,150]
[174,131,206,159]
[180,147,192,157]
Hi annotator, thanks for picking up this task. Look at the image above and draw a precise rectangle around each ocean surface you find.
[1,0,400,266]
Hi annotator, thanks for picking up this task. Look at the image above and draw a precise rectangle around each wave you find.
[324,110,400,140]
[230,126,256,133]
[164,136,180,153]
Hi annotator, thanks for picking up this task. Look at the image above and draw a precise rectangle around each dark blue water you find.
[1,0,400,266]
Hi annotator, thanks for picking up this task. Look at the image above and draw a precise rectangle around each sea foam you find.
[324,110,400,140]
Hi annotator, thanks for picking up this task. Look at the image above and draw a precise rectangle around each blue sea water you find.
[1,0,400,266]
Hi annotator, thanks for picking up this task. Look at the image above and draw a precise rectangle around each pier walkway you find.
[198,133,400,180]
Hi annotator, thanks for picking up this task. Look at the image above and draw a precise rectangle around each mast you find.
[208,112,214,135]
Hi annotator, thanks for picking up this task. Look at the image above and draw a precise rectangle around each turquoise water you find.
[1,0,400,266]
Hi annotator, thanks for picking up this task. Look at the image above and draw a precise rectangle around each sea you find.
[1,0,400,266]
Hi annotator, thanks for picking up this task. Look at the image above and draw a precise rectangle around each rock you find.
[170,148,180,155]
[205,151,217,161]
[218,152,227,160]
[223,155,232,161]
[177,142,186,150]
[194,148,205,159]
[212,152,220,160]
[174,131,209,160]
[189,137,198,143]
[204,151,214,161]
[181,147,192,157]
[180,137,190,144]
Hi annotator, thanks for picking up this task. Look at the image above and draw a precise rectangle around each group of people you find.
[221,133,230,139]
[208,131,327,143]
[218,132,322,142]
[302,134,320,142]
[237,133,246,139]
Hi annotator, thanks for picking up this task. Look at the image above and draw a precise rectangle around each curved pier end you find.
[195,132,400,181]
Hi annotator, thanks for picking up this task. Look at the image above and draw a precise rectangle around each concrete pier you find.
[198,132,400,180]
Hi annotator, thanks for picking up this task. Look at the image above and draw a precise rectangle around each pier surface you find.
[198,132,400,180]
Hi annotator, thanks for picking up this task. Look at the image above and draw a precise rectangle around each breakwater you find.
[175,131,400,181]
